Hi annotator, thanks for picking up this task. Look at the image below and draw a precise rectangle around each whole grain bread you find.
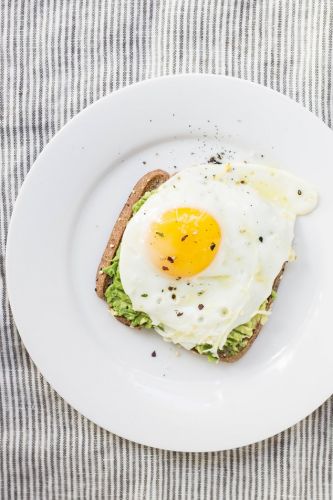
[95,169,170,299]
[96,169,285,362]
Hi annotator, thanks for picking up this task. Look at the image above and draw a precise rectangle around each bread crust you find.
[95,169,170,299]
[96,169,286,362]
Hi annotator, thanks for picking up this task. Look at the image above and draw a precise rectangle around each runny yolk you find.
[148,207,221,277]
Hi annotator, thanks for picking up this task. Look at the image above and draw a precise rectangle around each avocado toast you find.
[96,169,284,362]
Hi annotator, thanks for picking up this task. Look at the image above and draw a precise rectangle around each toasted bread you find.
[96,170,285,362]
[96,169,170,299]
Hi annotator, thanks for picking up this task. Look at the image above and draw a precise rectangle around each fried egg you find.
[119,163,318,353]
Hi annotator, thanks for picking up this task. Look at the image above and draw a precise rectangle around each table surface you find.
[1,1,332,499]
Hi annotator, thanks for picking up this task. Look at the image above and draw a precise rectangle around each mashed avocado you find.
[103,191,155,328]
[103,248,153,328]
[195,294,276,361]
[132,190,154,214]
[103,190,276,359]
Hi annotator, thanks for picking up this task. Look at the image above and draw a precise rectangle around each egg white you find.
[119,163,318,353]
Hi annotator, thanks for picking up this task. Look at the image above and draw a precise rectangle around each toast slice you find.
[96,170,284,361]
[96,169,170,300]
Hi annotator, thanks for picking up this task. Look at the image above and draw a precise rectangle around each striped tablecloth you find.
[1,1,332,498]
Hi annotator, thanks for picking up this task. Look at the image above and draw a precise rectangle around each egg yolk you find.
[148,207,221,277]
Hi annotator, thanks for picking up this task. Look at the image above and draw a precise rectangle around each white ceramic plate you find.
[7,75,333,452]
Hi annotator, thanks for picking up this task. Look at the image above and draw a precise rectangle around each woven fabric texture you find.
[1,1,332,499]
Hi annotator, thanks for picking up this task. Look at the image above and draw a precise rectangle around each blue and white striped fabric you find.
[1,1,332,498]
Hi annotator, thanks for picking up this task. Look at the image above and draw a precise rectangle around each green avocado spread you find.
[103,190,155,328]
[103,190,276,360]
